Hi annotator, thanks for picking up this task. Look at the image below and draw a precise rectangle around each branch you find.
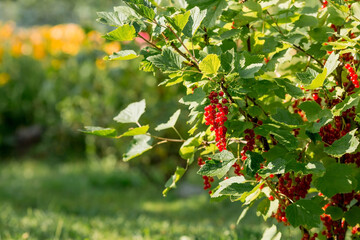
[147,134,185,143]
[137,33,162,51]
[167,25,200,66]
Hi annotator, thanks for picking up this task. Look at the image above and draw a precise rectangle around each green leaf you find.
[187,0,227,28]
[294,15,318,28]
[352,3,360,18]
[313,163,358,197]
[344,206,360,226]
[285,199,323,228]
[305,68,327,90]
[123,0,156,21]
[245,151,264,177]
[162,167,186,196]
[324,129,359,157]
[212,176,246,198]
[271,130,298,151]
[328,6,346,26]
[81,126,117,138]
[179,87,206,109]
[166,11,191,32]
[298,101,322,122]
[271,108,302,127]
[179,137,201,160]
[155,110,181,131]
[104,50,139,61]
[258,158,286,177]
[275,79,304,98]
[103,24,136,41]
[261,225,281,240]
[199,54,221,75]
[198,150,236,179]
[123,134,153,161]
[148,47,185,72]
[113,99,146,124]
[325,206,343,221]
[332,93,360,117]
[238,63,263,79]
[183,6,207,37]
[324,52,339,77]
[120,125,149,137]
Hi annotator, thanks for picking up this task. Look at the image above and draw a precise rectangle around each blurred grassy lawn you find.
[0,158,300,240]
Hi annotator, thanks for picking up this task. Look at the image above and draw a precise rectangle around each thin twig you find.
[137,33,161,51]
[147,134,185,143]
[167,25,200,66]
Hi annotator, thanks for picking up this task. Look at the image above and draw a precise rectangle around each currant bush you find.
[87,0,360,239]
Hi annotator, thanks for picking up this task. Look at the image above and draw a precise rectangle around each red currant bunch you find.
[204,91,229,151]
[345,63,359,88]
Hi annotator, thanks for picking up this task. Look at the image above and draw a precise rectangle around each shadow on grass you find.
[0,159,299,240]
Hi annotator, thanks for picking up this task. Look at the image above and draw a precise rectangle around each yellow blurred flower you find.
[104,41,121,55]
[0,73,10,86]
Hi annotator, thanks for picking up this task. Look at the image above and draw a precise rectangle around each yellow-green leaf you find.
[103,24,136,41]
[305,68,327,90]
[199,54,221,75]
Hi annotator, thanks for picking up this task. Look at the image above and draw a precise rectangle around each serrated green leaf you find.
[162,166,186,196]
[123,134,153,161]
[271,130,298,151]
[120,125,149,137]
[103,24,136,41]
[183,6,207,37]
[199,54,221,75]
[313,163,358,197]
[324,52,339,77]
[81,126,117,138]
[104,50,138,61]
[258,158,286,177]
[261,224,281,240]
[245,151,264,177]
[325,206,343,221]
[212,176,246,198]
[187,0,227,28]
[324,129,359,157]
[238,63,263,79]
[275,79,304,98]
[352,3,360,18]
[344,206,360,226]
[271,108,302,127]
[155,110,181,131]
[305,68,327,90]
[328,6,346,26]
[179,87,206,109]
[298,101,322,122]
[114,99,146,124]
[166,11,191,32]
[332,93,360,117]
[198,150,236,179]
[286,199,323,228]
[220,182,254,195]
[179,137,201,160]
[148,47,185,72]
[294,15,318,28]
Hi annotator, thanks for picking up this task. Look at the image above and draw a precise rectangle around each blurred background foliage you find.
[0,0,186,175]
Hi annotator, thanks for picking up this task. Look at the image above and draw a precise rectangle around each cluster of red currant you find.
[321,0,328,9]
[204,91,229,152]
[232,162,243,176]
[278,173,312,201]
[272,173,312,226]
[320,192,360,238]
[319,107,355,146]
[197,157,214,194]
[345,63,359,88]
[301,232,318,240]
[320,213,346,239]
[241,129,255,160]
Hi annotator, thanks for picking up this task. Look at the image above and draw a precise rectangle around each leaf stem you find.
[137,33,162,51]
[147,134,185,143]
[172,126,184,140]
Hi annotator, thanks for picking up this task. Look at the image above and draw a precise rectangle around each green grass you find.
[0,158,300,240]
